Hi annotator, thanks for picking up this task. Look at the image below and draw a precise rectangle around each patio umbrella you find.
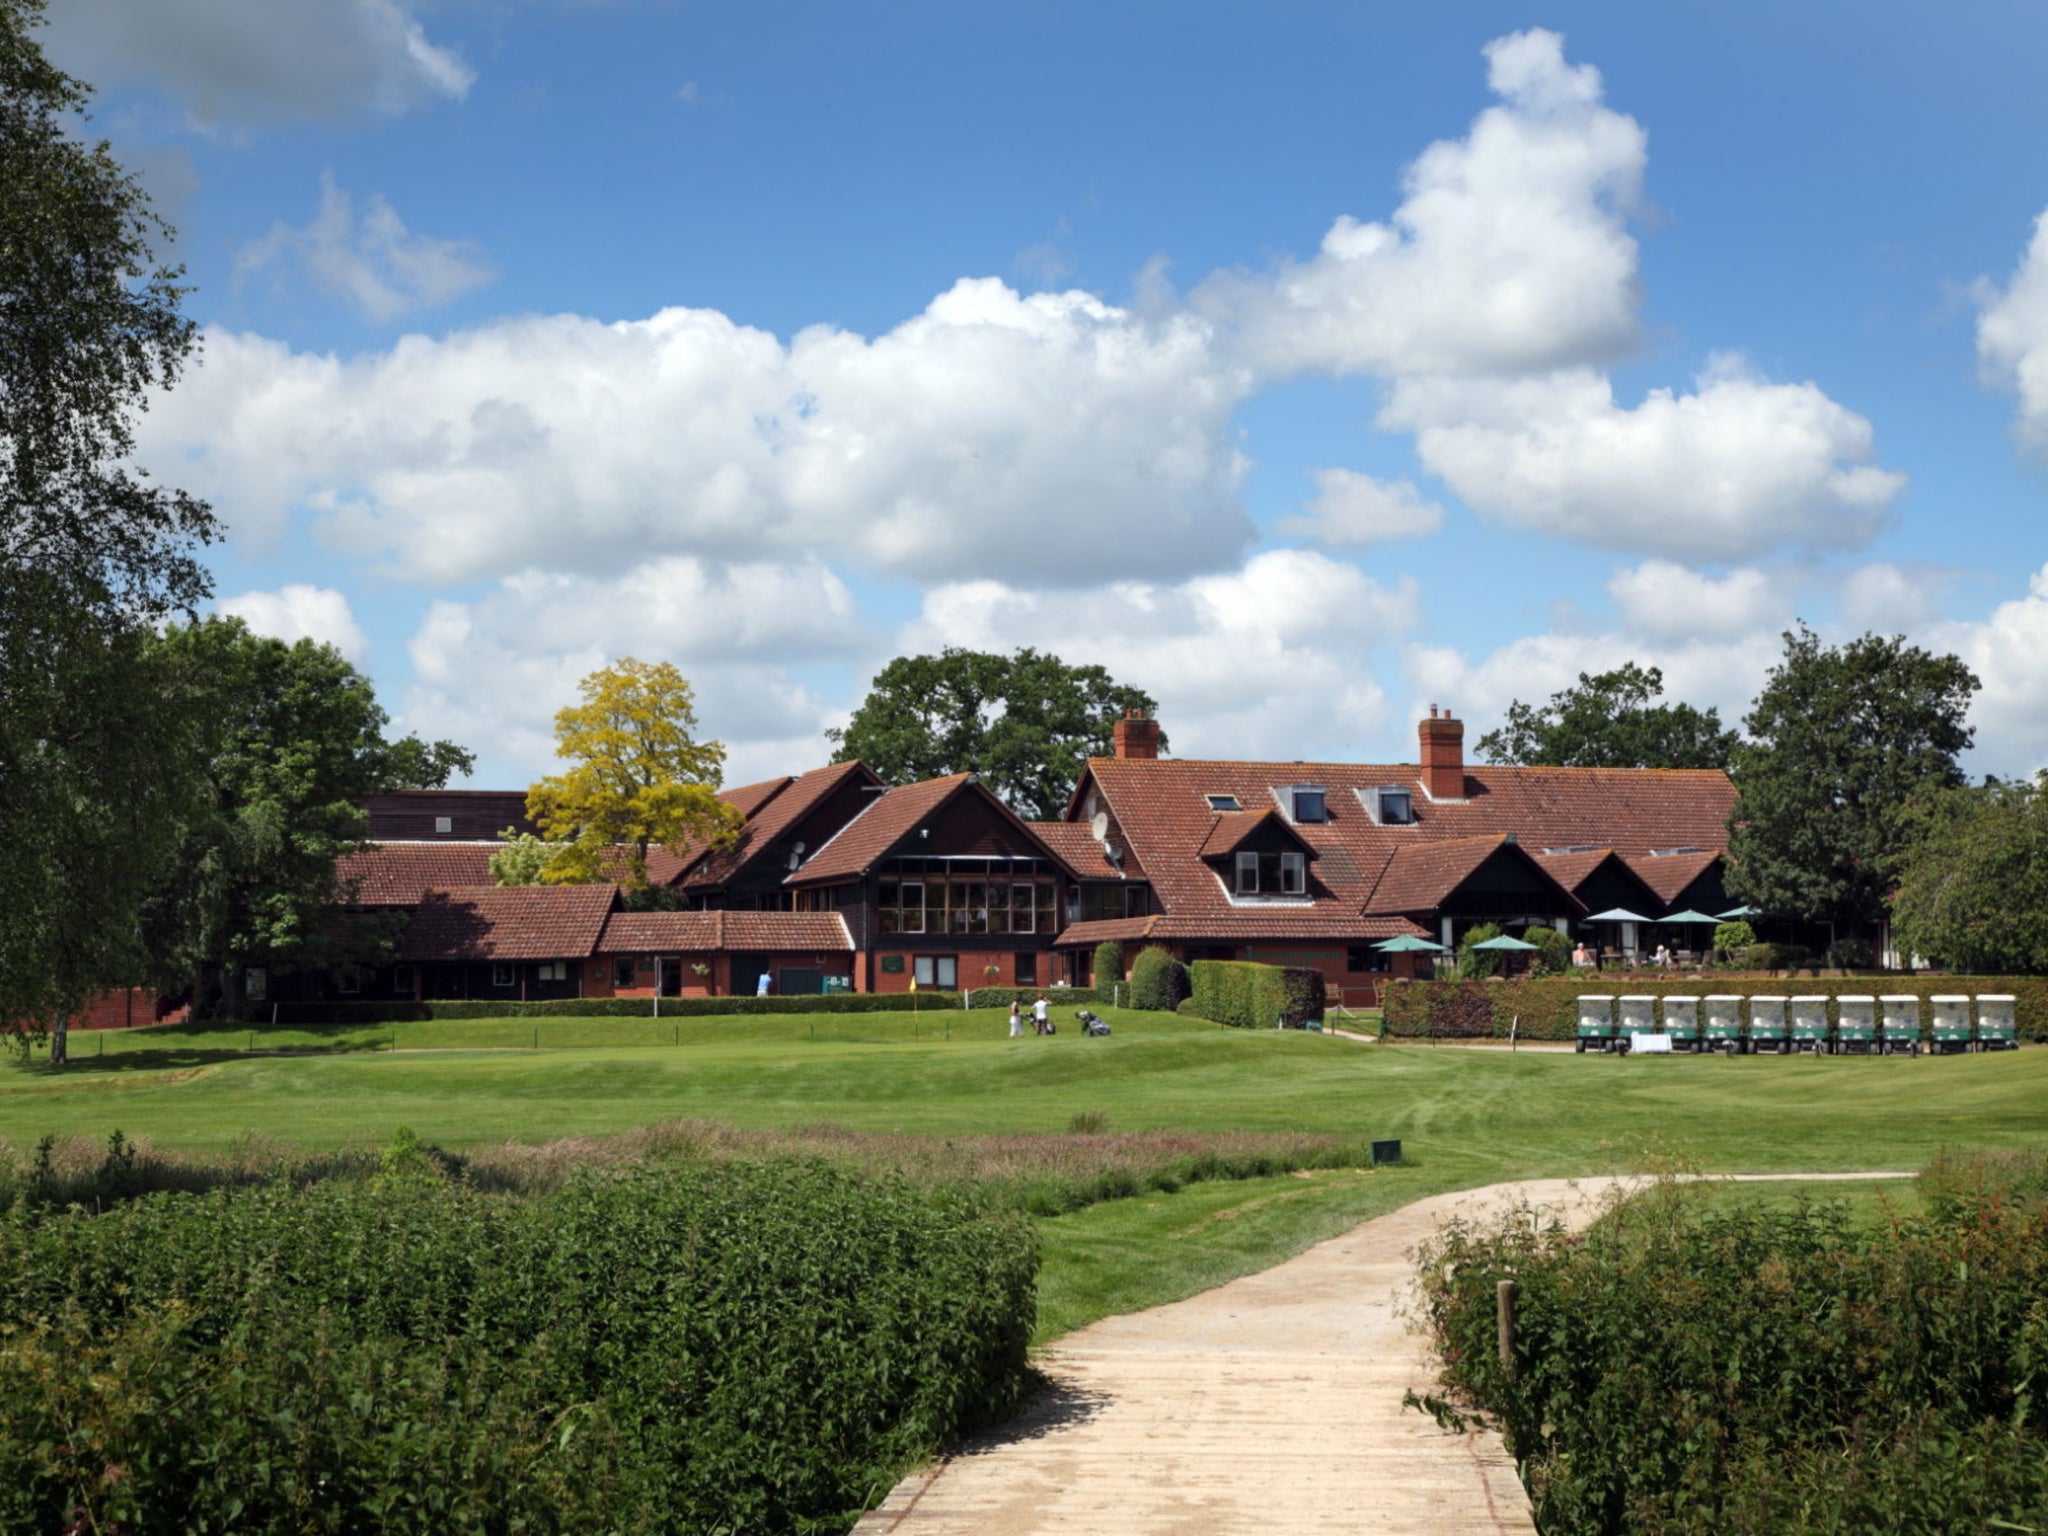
[1470,934,1539,951]
[1374,934,1448,952]
[1661,910,1726,926]
[1584,907,1652,925]
[1717,904,1761,919]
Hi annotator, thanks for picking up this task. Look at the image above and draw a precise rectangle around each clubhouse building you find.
[309,709,1737,1009]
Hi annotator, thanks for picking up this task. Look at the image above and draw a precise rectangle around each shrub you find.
[1523,926,1572,976]
[1413,1156,2048,1535]
[1128,946,1190,1011]
[955,986,1109,1010]
[247,993,970,1024]
[1712,920,1756,959]
[1184,960,1323,1029]
[1455,922,1504,979]
[0,1160,1037,1534]
[1828,935,1876,970]
[1092,940,1124,990]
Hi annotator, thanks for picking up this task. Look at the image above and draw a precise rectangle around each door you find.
[777,968,824,996]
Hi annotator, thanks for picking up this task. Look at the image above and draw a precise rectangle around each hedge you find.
[1129,945,1190,1011]
[0,1160,1036,1534]
[1383,974,2048,1042]
[959,986,1109,1010]
[247,992,967,1024]
[1184,960,1326,1030]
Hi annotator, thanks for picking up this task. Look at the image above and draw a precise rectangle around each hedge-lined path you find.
[854,1172,1912,1536]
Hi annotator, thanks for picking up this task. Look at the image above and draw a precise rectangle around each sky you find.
[42,0,2048,789]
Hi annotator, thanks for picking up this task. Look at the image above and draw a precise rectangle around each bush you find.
[1713,920,1756,958]
[1382,974,2048,1041]
[1828,935,1876,970]
[0,1159,1037,1534]
[1092,940,1124,990]
[1412,1156,2048,1535]
[1523,926,1572,977]
[248,993,968,1024]
[1128,945,1190,1011]
[1184,960,1324,1029]
[955,986,1108,1010]
[1455,922,1504,979]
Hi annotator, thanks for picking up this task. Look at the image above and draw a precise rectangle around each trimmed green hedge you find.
[1129,946,1190,1011]
[1384,974,2048,1041]
[250,992,967,1024]
[959,986,1109,1009]
[0,1160,1036,1533]
[1185,960,1327,1029]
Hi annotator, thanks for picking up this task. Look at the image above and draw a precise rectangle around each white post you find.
[653,956,661,1018]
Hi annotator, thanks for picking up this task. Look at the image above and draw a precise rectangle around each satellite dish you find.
[793,841,805,855]
[1089,810,1110,842]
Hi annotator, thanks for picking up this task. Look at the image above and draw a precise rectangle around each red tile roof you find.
[1029,821,1140,879]
[1194,807,1312,859]
[339,844,501,905]
[595,910,853,954]
[1077,755,1733,937]
[1626,848,1725,904]
[786,774,973,884]
[398,885,618,963]
[682,760,879,891]
[1059,913,1426,946]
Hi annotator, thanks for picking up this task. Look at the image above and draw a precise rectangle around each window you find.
[1378,788,1413,826]
[1235,850,1307,897]
[901,880,925,933]
[1015,951,1037,986]
[1290,787,1328,823]
[614,958,637,988]
[245,967,268,1002]
[1347,946,1389,973]
[1206,793,1243,812]
[434,815,453,834]
[913,955,958,989]
[1011,883,1036,934]
[537,962,567,983]
[393,965,416,995]
[336,967,360,995]
[1281,850,1306,895]
[1236,850,1259,893]
[492,964,516,988]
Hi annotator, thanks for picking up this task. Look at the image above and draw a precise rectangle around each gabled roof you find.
[1075,755,1729,938]
[1535,847,1665,908]
[1195,808,1314,860]
[399,884,618,963]
[1059,913,1427,946]
[1029,821,1142,880]
[339,843,501,906]
[1626,847,1725,904]
[595,909,853,954]
[786,775,1082,888]
[1364,836,1583,917]
[681,760,881,891]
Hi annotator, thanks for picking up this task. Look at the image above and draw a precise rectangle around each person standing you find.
[1033,994,1050,1034]
[1009,1000,1023,1038]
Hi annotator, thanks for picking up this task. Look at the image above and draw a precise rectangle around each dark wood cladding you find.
[923,793,1040,857]
[365,790,535,841]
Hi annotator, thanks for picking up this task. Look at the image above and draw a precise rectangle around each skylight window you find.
[1206,793,1242,812]
[1290,786,1327,823]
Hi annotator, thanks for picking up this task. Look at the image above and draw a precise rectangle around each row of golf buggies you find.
[1575,993,2021,1056]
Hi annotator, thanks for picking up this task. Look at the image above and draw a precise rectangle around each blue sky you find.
[44,1,2048,786]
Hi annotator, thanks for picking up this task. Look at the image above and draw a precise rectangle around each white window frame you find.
[913,955,959,989]
[1012,882,1036,933]
[1291,787,1326,824]
[1206,793,1243,812]
[492,964,516,988]
[1235,851,1259,894]
[1281,850,1306,895]
[901,880,925,934]
[536,961,566,983]
[434,815,453,834]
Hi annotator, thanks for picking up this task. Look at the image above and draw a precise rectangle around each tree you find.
[1476,663,1738,769]
[140,618,473,1020]
[1725,626,1979,937]
[1,0,219,1051]
[828,648,1163,819]
[488,830,556,887]
[1890,776,2048,974]
[527,658,743,888]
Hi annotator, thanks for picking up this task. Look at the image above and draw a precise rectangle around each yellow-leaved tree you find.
[526,659,744,888]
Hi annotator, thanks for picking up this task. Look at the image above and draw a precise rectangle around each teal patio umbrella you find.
[1584,907,1652,925]
[1470,934,1539,951]
[1718,904,1761,919]
[1661,909,1726,927]
[1375,934,1448,953]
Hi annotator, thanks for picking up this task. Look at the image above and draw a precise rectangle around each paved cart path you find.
[853,1171,1912,1536]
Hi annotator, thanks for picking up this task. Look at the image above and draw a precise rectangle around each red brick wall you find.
[67,989,186,1030]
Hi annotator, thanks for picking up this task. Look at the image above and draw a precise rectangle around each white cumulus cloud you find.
[1927,563,2048,775]
[216,583,371,661]
[902,549,1419,761]
[1276,469,1445,547]
[41,0,471,127]
[235,177,494,323]
[1198,28,1645,380]
[1976,207,2048,452]
[1605,560,1793,641]
[1839,562,1943,632]
[1381,358,1902,561]
[139,278,1255,586]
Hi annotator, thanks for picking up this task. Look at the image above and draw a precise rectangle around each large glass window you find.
[902,880,925,933]
[913,955,958,988]
[1236,851,1259,893]
[873,871,1057,936]
[1235,850,1307,896]
[1010,883,1033,933]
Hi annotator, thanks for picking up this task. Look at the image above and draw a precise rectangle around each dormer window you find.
[1234,849,1306,896]
[1206,793,1243,812]
[1372,787,1414,826]
[1290,786,1327,824]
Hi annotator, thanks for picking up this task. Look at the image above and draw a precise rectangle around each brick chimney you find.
[1112,706,1161,760]
[1418,706,1466,801]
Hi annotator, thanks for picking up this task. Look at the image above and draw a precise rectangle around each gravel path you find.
[853,1171,1912,1536]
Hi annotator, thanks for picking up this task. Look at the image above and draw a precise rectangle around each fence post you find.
[1497,1280,1517,1372]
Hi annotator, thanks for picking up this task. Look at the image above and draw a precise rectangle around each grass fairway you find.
[6,1011,2038,1342]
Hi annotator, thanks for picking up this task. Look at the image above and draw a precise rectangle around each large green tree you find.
[828,648,1162,819]
[0,0,218,1050]
[1476,663,1738,769]
[1725,626,1979,936]
[141,618,473,1020]
[1890,775,2048,974]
